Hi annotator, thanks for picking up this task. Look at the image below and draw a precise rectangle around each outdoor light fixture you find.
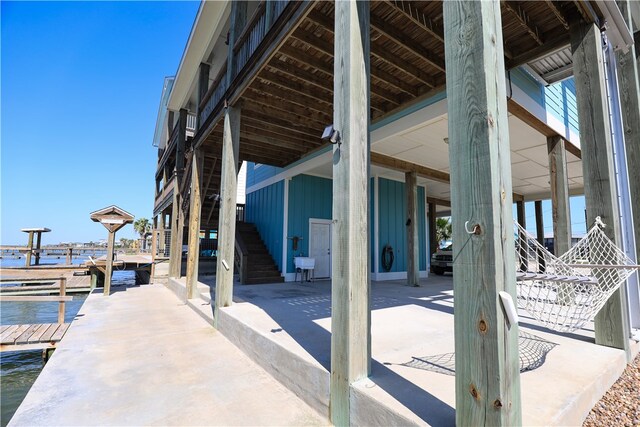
[322,124,341,145]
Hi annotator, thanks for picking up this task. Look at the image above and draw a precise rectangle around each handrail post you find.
[58,277,67,324]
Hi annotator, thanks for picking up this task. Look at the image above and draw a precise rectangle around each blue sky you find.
[2,1,199,244]
[1,1,588,245]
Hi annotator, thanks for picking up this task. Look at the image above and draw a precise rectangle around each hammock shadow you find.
[395,331,557,375]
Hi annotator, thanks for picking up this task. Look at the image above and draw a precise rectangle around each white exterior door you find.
[309,220,331,279]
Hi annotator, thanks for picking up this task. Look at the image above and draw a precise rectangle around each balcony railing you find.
[197,0,292,133]
[199,66,228,127]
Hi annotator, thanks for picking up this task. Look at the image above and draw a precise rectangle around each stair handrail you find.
[234,229,250,285]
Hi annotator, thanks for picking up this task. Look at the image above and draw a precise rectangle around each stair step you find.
[244,276,285,285]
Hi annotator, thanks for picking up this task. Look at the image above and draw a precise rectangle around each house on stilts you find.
[151,1,640,425]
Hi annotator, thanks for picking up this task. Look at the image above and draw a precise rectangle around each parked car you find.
[431,244,453,275]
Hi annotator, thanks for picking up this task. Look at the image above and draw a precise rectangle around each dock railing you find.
[0,277,70,323]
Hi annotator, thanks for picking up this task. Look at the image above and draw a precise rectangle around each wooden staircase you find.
[235,222,284,285]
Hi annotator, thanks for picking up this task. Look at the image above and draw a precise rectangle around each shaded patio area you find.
[169,274,632,426]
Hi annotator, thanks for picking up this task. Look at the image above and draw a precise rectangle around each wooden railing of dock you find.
[0,277,72,353]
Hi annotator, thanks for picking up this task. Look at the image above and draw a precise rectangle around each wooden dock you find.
[0,289,73,353]
[0,323,70,352]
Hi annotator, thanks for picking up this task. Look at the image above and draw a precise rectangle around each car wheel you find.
[433,266,445,275]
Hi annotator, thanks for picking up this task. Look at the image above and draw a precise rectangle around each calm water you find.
[0,255,134,426]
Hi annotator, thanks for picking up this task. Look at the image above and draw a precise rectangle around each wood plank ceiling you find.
[195,0,596,228]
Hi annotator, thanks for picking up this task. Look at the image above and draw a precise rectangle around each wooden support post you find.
[34,232,42,266]
[58,277,67,324]
[444,1,521,425]
[66,248,73,265]
[214,105,241,328]
[25,231,34,267]
[169,109,188,279]
[103,231,116,296]
[616,1,640,329]
[331,1,371,424]
[169,191,181,277]
[406,171,419,286]
[534,200,544,244]
[534,200,545,273]
[428,202,437,258]
[90,270,98,290]
[571,19,630,354]
[548,136,572,255]
[186,148,204,299]
[516,201,527,272]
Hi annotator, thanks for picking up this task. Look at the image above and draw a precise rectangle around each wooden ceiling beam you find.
[505,33,570,69]
[370,43,437,88]
[372,151,524,201]
[204,133,296,165]
[544,0,570,30]
[370,14,446,73]
[241,117,320,142]
[382,0,445,43]
[371,152,450,183]
[242,88,330,128]
[245,88,332,125]
[427,197,451,208]
[257,68,333,105]
[242,103,324,137]
[250,81,332,116]
[240,130,312,153]
[507,98,581,159]
[265,61,331,93]
[303,11,419,95]
[502,1,544,46]
[242,120,319,147]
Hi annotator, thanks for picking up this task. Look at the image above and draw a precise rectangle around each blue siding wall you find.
[246,162,282,188]
[377,178,427,273]
[510,68,544,106]
[511,68,579,136]
[245,180,284,271]
[544,78,579,136]
[286,175,332,273]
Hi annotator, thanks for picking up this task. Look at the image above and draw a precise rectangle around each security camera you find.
[321,124,341,145]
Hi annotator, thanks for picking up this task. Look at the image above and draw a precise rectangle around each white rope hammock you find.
[515,217,638,333]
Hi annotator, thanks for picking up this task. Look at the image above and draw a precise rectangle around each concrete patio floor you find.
[8,284,326,427]
[183,274,636,426]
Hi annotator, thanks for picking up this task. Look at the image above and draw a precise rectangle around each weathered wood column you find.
[214,105,240,328]
[25,232,34,267]
[428,202,437,257]
[406,171,419,286]
[547,136,572,255]
[104,231,116,296]
[516,201,527,272]
[616,1,640,329]
[331,1,371,424]
[571,19,630,354]
[186,148,204,299]
[534,200,545,272]
[169,109,188,278]
[534,200,544,244]
[444,1,521,425]
[34,232,42,266]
